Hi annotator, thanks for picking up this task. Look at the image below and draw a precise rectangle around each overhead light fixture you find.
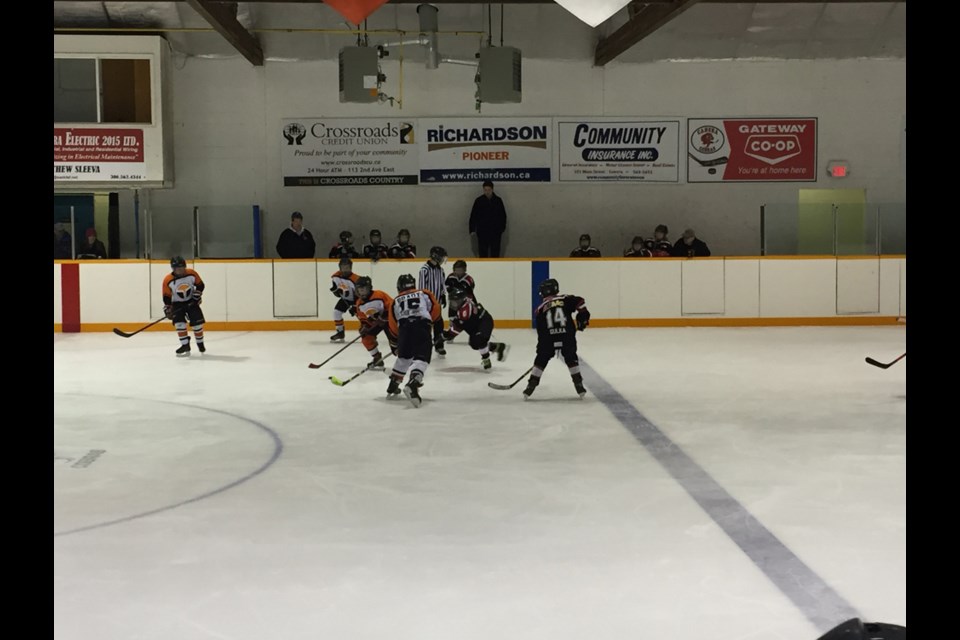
[552,0,633,28]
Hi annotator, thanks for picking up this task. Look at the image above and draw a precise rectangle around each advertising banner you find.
[419,117,552,184]
[687,118,817,182]
[54,128,146,182]
[558,119,680,182]
[281,118,419,186]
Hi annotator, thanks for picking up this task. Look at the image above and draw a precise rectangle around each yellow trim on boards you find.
[56,316,904,333]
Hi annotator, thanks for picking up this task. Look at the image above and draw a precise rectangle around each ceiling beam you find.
[184,0,264,65]
[595,0,700,66]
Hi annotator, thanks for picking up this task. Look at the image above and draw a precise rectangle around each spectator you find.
[388,229,417,259]
[77,228,107,259]
[624,236,652,258]
[674,228,712,257]
[362,229,389,261]
[276,211,316,259]
[54,223,73,259]
[570,234,601,258]
[469,180,507,257]
[329,230,360,259]
[644,224,673,257]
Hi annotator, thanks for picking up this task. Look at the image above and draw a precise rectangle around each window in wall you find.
[54,58,98,123]
[53,57,152,124]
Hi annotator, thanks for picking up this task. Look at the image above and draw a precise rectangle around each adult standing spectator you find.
[276,211,316,259]
[674,228,712,257]
[469,180,507,258]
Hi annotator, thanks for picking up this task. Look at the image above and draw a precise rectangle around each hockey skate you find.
[386,378,402,397]
[330,331,345,342]
[197,341,206,353]
[481,357,492,371]
[176,343,191,357]
[522,376,539,400]
[572,373,587,399]
[367,355,385,371]
[434,341,446,358]
[403,373,423,408]
[495,343,509,362]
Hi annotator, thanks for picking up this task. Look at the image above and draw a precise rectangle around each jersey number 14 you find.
[546,307,567,333]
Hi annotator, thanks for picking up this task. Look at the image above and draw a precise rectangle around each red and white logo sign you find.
[687,118,817,182]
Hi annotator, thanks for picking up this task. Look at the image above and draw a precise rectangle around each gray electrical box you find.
[478,47,522,104]
[339,47,380,103]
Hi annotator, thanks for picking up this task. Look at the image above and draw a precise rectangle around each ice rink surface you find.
[54,326,906,640]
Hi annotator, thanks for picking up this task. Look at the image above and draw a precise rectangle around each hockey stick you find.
[329,354,395,387]
[865,353,906,369]
[308,334,362,369]
[112,316,168,338]
[487,366,534,391]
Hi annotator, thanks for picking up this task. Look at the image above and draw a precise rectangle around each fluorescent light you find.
[553,0,633,28]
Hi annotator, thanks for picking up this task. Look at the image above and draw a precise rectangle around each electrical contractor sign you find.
[54,128,146,182]
[281,118,419,186]
[687,118,817,182]
[419,118,552,184]
[558,120,680,182]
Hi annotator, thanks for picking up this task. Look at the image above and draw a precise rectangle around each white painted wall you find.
[55,258,906,326]
[121,55,904,259]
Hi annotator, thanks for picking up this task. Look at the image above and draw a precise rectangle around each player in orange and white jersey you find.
[161,256,206,356]
[330,256,360,342]
[354,276,397,370]
[386,274,441,408]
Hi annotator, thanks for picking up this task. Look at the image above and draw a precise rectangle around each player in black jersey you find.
[443,285,508,370]
[523,278,591,399]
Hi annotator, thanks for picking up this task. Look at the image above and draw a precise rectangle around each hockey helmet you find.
[397,274,417,292]
[355,276,373,300]
[339,230,353,244]
[171,256,187,270]
[447,285,469,309]
[538,278,559,298]
[430,246,447,264]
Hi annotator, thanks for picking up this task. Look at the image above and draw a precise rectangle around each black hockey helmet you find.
[340,230,353,244]
[397,274,416,292]
[356,276,373,300]
[369,229,382,241]
[398,228,411,242]
[447,285,468,309]
[539,278,559,298]
[453,259,467,272]
[171,255,187,270]
[430,246,447,264]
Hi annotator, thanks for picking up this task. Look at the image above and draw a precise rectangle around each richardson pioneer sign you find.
[687,118,817,182]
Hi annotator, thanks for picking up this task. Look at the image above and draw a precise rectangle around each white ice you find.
[54,326,906,640]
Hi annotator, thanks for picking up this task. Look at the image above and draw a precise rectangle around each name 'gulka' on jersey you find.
[162,256,207,357]
[387,274,442,408]
[523,278,591,399]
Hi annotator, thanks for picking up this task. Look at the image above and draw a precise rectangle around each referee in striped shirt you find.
[419,246,448,356]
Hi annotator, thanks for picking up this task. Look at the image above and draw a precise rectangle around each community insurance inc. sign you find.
[418,118,552,184]
[281,118,419,186]
[558,119,680,182]
[687,118,818,182]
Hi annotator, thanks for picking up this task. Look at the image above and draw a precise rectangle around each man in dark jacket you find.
[77,228,107,259]
[674,228,712,257]
[276,211,316,258]
[469,180,507,258]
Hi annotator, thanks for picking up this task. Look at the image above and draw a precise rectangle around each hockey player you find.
[443,285,508,371]
[569,234,601,258]
[444,259,477,303]
[386,274,441,408]
[162,256,206,357]
[419,246,448,357]
[523,278,591,399]
[329,256,359,342]
[643,225,673,257]
[362,229,389,261]
[328,230,360,260]
[354,276,396,370]
[387,229,417,259]
[624,236,653,258]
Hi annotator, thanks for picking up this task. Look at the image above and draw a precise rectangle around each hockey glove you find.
[577,316,589,331]
[442,330,457,341]
[348,305,357,317]
[163,305,173,319]
[192,289,202,301]
[330,285,342,298]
